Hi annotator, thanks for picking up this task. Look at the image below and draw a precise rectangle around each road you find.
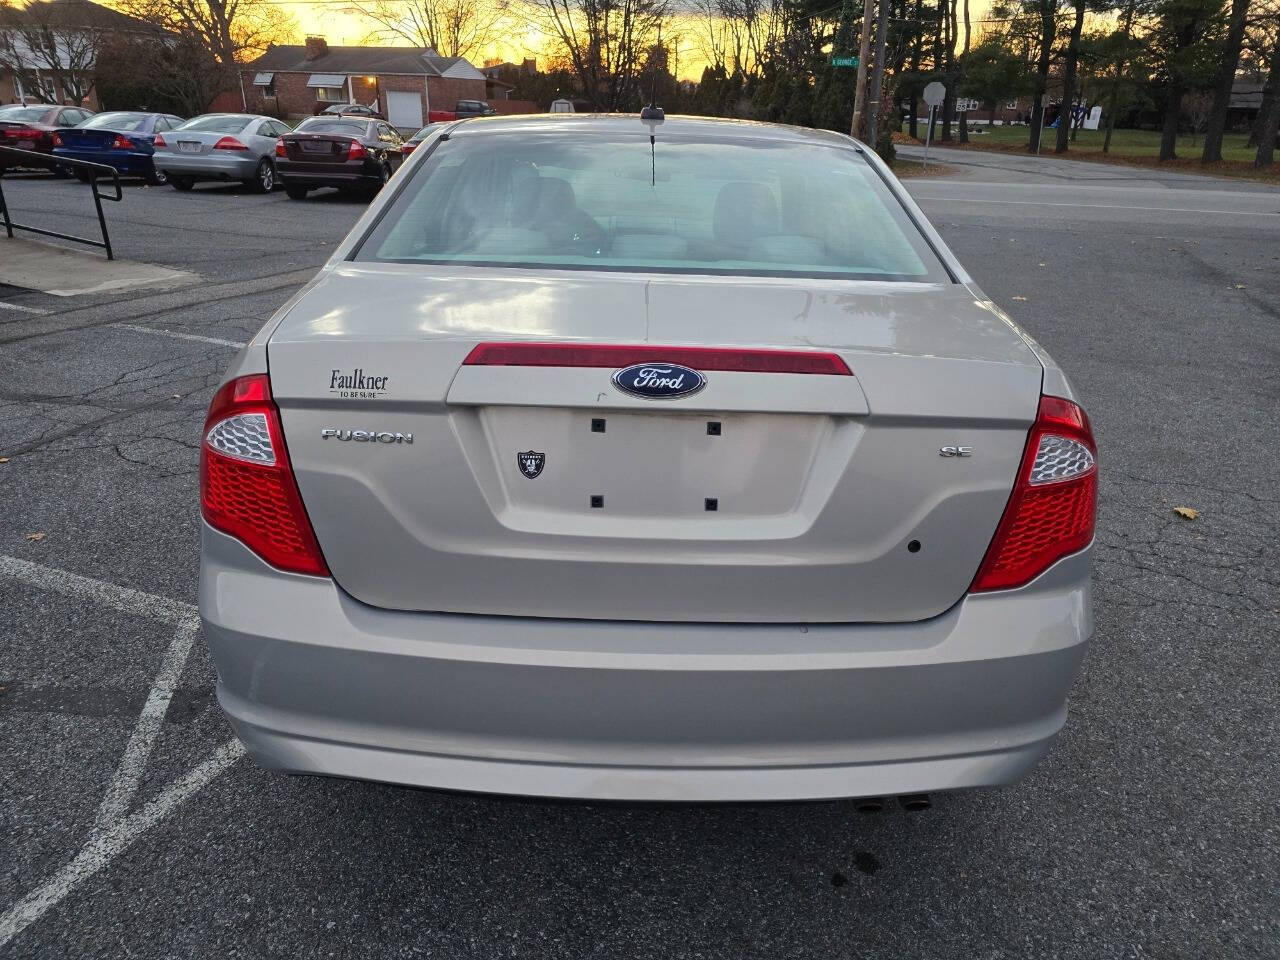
[1,154,1277,959]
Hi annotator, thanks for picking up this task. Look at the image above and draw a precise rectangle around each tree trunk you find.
[907,0,923,138]
[1201,0,1252,162]
[1029,0,1055,152]
[1160,83,1184,160]
[1056,0,1086,153]
[1103,0,1136,154]
[1256,32,1280,167]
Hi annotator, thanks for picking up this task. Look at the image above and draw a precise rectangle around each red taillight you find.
[347,138,367,161]
[213,136,248,151]
[200,374,329,576]
[970,395,1098,592]
[153,133,167,148]
[462,343,852,375]
[6,126,41,140]
[111,134,135,150]
[52,132,64,147]
[274,137,287,157]
[400,142,417,154]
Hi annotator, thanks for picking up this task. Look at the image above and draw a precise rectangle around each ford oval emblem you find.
[611,362,706,400]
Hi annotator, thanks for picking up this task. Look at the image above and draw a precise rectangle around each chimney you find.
[304,36,328,60]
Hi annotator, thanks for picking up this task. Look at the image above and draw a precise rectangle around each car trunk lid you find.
[267,263,1043,623]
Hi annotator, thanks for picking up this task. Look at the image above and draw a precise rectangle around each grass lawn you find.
[915,123,1280,183]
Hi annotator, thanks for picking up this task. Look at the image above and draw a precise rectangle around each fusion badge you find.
[611,363,706,400]
[321,429,413,443]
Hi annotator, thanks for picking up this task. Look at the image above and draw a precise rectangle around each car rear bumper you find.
[276,167,377,188]
[200,525,1092,802]
[52,148,153,173]
[153,153,259,178]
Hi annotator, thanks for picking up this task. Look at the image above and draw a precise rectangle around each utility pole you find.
[865,0,891,148]
[850,0,874,139]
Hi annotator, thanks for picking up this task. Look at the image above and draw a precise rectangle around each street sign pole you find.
[920,81,945,168]
[923,105,935,168]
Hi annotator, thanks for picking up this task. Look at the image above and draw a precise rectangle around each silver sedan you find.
[153,113,290,192]
[198,114,1097,803]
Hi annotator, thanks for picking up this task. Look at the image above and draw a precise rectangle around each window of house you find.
[314,87,345,103]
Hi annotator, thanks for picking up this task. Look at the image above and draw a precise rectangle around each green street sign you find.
[831,56,860,67]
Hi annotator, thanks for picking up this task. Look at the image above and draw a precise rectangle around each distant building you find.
[240,37,486,129]
[0,0,155,109]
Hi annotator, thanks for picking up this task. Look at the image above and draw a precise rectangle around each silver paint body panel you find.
[199,116,1092,799]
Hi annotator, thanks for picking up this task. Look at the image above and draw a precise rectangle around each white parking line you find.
[0,555,198,627]
[910,195,1280,217]
[0,740,246,947]
[0,556,244,949]
[0,302,50,315]
[111,323,247,349]
[92,623,201,832]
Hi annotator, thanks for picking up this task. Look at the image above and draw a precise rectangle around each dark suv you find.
[454,100,497,119]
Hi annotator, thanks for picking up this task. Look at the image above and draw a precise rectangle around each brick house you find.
[240,37,487,130]
[0,0,155,109]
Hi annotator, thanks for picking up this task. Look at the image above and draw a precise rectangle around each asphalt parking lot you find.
[2,159,1278,959]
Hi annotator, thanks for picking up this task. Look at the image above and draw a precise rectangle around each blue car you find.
[52,111,185,184]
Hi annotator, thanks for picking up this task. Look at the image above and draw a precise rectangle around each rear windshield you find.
[178,115,250,133]
[296,118,367,136]
[0,106,50,122]
[354,133,947,281]
[81,112,150,131]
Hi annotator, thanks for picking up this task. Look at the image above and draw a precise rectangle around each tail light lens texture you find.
[213,136,248,151]
[348,139,367,160]
[274,138,287,157]
[971,396,1097,592]
[112,135,135,150]
[153,133,167,148]
[200,374,329,576]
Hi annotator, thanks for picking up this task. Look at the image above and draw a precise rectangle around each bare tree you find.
[341,0,508,60]
[115,0,291,67]
[691,0,778,78]
[1201,0,1252,161]
[0,0,107,104]
[535,0,671,110]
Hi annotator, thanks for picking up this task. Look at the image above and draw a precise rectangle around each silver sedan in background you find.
[198,114,1097,805]
[153,113,291,192]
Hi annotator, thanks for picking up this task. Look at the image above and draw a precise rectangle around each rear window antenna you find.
[640,105,663,187]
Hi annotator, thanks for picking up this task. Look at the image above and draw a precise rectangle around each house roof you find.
[1229,80,1263,110]
[247,44,470,77]
[0,0,155,33]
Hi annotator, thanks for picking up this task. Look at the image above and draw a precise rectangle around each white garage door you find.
[386,91,424,130]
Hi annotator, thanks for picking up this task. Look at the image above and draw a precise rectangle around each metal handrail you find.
[0,146,123,259]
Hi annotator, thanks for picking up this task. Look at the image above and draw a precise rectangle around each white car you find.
[198,114,1096,803]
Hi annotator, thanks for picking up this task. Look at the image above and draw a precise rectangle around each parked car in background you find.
[549,99,575,113]
[399,122,445,156]
[52,111,184,185]
[152,113,290,193]
[453,99,497,119]
[275,116,403,200]
[0,103,95,169]
[320,103,384,120]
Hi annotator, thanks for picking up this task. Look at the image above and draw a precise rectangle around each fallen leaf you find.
[1234,284,1246,289]
[26,532,45,541]
[0,457,8,463]
[1012,295,1028,301]
[1172,507,1199,520]
[1038,262,1046,267]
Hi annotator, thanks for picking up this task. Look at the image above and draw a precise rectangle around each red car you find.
[0,103,96,165]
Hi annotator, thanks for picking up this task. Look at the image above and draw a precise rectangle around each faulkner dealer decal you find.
[330,368,390,399]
